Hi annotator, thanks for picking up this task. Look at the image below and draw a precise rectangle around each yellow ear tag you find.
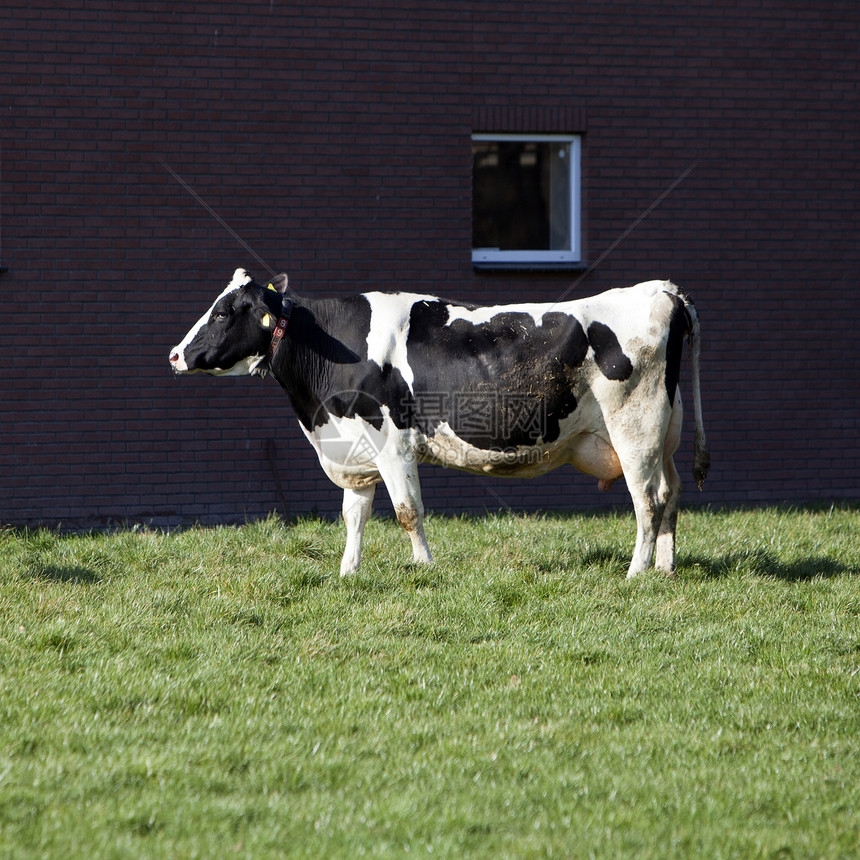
[262,313,272,327]
[267,283,278,292]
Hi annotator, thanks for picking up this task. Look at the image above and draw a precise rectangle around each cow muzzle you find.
[169,349,189,373]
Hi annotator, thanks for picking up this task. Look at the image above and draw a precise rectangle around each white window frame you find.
[472,133,582,267]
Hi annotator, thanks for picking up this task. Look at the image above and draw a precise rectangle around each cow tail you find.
[682,294,711,490]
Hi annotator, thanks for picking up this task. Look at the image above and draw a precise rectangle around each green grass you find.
[1,505,858,859]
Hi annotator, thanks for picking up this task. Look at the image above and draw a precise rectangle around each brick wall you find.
[2,0,858,529]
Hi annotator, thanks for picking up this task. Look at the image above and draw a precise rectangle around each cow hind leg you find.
[625,459,682,578]
[654,455,682,574]
[616,439,678,578]
[340,485,376,576]
[625,477,666,578]
[621,388,684,578]
[655,393,684,574]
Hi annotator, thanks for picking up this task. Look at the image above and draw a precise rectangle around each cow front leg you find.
[377,456,433,566]
[340,485,376,576]
[394,501,433,565]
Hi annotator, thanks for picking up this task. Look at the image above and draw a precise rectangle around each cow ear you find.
[266,273,289,295]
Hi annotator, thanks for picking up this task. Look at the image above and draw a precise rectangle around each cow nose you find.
[169,352,179,364]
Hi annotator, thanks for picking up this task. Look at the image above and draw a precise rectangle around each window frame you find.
[471,132,582,269]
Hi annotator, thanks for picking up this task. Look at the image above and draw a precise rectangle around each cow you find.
[170,269,709,578]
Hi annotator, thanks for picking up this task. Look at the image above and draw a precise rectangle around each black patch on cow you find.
[663,294,688,406]
[587,322,633,381]
[406,301,589,449]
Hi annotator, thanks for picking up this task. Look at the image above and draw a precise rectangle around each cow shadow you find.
[683,548,856,581]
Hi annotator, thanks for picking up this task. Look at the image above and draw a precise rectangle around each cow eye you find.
[213,311,229,322]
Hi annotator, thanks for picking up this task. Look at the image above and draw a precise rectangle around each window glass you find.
[472,134,580,266]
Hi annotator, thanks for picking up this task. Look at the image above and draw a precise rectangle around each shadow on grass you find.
[578,546,627,568]
[685,549,857,582]
[25,565,101,585]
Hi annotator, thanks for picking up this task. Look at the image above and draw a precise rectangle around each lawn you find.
[0,505,858,859]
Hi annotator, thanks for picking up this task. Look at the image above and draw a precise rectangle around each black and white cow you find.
[170,269,709,578]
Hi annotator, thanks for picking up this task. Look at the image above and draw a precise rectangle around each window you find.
[472,134,581,268]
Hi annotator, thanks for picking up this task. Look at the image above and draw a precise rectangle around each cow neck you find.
[263,299,346,432]
[265,297,294,367]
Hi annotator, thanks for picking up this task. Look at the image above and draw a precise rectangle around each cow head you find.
[169,268,290,376]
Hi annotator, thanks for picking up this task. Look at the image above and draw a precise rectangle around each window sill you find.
[473,260,590,273]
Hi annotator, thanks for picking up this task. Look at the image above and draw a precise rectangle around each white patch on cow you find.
[441,280,673,335]
[576,280,675,345]
[419,421,546,475]
[363,292,437,393]
[226,268,254,290]
[300,406,431,491]
[418,415,623,483]
[311,413,386,469]
[169,269,253,373]
[444,302,555,328]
